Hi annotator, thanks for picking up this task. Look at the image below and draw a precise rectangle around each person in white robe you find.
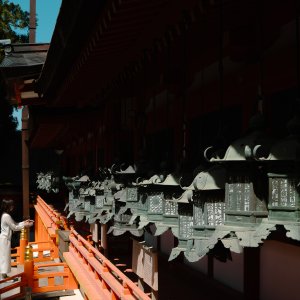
[0,199,33,279]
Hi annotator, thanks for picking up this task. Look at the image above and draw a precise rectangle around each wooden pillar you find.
[101,224,108,256]
[29,0,36,43]
[244,247,260,300]
[22,0,36,220]
[22,106,30,219]
[19,228,28,264]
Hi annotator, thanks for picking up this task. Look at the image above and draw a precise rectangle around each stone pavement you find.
[0,265,24,299]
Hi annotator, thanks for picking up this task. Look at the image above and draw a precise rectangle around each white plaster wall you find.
[160,229,175,256]
[214,252,244,292]
[260,240,300,300]
[184,255,208,275]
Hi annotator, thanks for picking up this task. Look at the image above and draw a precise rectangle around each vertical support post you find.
[34,209,38,241]
[24,245,34,288]
[66,265,78,290]
[22,106,30,220]
[29,0,36,43]
[152,290,159,300]
[22,0,36,221]
[90,222,98,245]
[101,223,108,256]
[244,247,260,300]
[138,278,146,291]
[24,286,32,300]
[19,226,28,264]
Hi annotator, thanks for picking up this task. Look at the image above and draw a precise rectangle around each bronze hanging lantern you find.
[258,115,300,241]
[169,166,227,262]
[107,165,144,236]
[204,115,275,248]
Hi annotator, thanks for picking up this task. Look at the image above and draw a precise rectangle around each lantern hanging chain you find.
[182,15,188,160]
[166,38,171,128]
[153,46,158,131]
[142,50,148,148]
[199,68,204,148]
[217,0,224,139]
[296,9,300,100]
[153,91,156,130]
[257,0,264,114]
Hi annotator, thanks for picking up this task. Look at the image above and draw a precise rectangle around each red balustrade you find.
[64,228,151,300]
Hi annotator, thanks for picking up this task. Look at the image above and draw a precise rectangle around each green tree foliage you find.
[0,0,29,42]
[0,0,29,186]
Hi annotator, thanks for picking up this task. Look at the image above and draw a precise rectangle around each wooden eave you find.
[36,0,298,111]
[28,106,102,148]
[36,0,198,108]
[0,43,49,106]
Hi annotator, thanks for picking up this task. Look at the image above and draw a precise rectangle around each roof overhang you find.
[0,43,49,106]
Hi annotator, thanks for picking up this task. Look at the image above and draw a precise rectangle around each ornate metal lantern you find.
[63,176,90,221]
[130,174,181,232]
[107,165,144,236]
[108,193,144,237]
[169,166,228,262]
[204,117,273,247]
[260,116,300,240]
[85,178,116,224]
[205,125,269,224]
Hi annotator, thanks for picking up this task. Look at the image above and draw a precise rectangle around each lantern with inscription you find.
[108,193,144,236]
[86,184,104,223]
[150,174,182,236]
[107,166,144,236]
[130,174,181,231]
[64,175,91,221]
[205,124,270,227]
[97,176,119,223]
[63,176,81,214]
[260,116,300,240]
[169,166,227,262]
[128,175,163,229]
[85,178,116,224]
[168,187,193,261]
[204,117,274,247]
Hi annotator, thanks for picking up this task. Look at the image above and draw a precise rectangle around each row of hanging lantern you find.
[62,115,300,262]
[63,171,120,224]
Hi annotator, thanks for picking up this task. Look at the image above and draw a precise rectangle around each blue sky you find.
[11,0,62,129]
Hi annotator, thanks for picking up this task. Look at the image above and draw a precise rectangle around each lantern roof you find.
[115,165,136,174]
[205,130,274,162]
[135,173,180,186]
[190,166,226,190]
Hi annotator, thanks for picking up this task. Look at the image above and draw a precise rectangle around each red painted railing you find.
[0,273,28,300]
[34,195,68,245]
[31,262,77,294]
[9,196,151,299]
[6,196,76,298]
[64,228,151,300]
